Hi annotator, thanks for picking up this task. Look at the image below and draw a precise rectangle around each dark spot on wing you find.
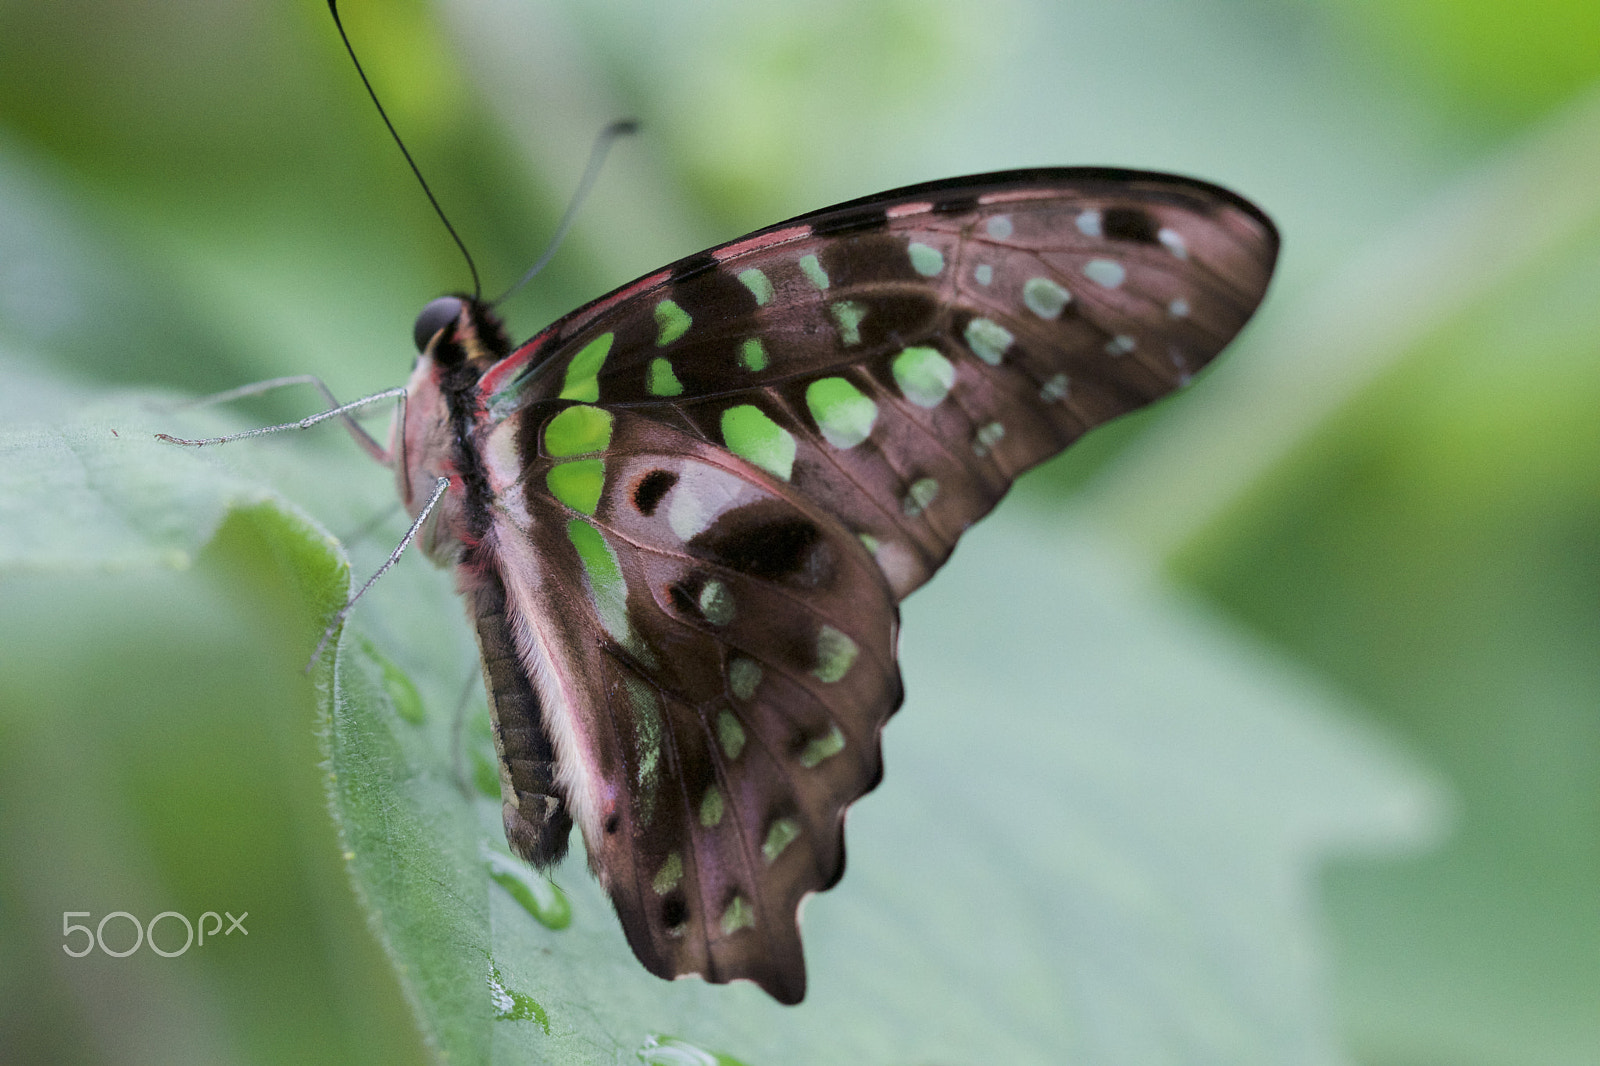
[661,893,688,930]
[1102,206,1160,243]
[633,469,678,516]
[690,509,830,585]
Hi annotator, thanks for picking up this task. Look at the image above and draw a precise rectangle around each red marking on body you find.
[886,201,934,218]
[478,333,550,399]
[710,225,812,261]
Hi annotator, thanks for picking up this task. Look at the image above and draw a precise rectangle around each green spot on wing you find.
[720,894,755,935]
[559,332,613,402]
[543,404,613,457]
[963,317,1014,366]
[805,376,878,449]
[892,346,955,407]
[812,625,858,683]
[799,253,829,290]
[1083,258,1126,288]
[908,241,944,276]
[728,656,762,700]
[652,853,682,895]
[699,787,724,828]
[737,268,773,305]
[762,818,800,862]
[829,300,866,345]
[903,476,940,517]
[698,579,734,625]
[720,405,795,481]
[654,299,691,345]
[1023,276,1071,319]
[648,357,684,396]
[739,337,769,372]
[799,724,847,767]
[717,710,746,759]
[565,518,628,642]
[546,458,605,515]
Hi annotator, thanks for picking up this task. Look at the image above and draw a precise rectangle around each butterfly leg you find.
[304,475,449,670]
[156,377,405,466]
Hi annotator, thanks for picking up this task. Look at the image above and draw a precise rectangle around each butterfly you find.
[373,167,1279,1004]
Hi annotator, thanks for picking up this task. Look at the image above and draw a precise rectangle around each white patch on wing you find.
[666,460,766,542]
[484,419,534,529]
[489,522,606,858]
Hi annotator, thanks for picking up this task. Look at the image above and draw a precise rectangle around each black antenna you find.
[327,0,481,300]
[492,119,638,307]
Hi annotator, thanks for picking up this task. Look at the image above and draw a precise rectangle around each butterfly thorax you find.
[398,295,513,565]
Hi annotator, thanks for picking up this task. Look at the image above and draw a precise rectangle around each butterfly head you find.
[412,294,512,370]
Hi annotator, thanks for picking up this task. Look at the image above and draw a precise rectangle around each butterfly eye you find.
[413,296,465,352]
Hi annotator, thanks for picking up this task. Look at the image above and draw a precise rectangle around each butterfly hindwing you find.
[480,406,899,1002]
[451,167,1277,1000]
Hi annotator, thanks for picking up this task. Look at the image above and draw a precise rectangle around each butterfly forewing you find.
[486,169,1276,598]
[455,168,1276,1001]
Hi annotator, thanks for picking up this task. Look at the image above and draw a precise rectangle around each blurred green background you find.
[1,0,1597,1063]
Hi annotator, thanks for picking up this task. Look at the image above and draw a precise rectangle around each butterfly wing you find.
[471,168,1277,1000]
[479,406,900,1004]
[479,168,1278,598]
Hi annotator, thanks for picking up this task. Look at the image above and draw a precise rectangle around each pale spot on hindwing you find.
[892,346,955,408]
[985,214,1013,239]
[812,625,858,683]
[829,300,866,346]
[737,267,773,306]
[697,579,734,625]
[716,709,746,759]
[805,376,878,449]
[762,818,800,862]
[973,420,1005,457]
[1023,276,1071,320]
[1168,297,1190,318]
[907,241,944,277]
[973,263,993,285]
[721,894,755,935]
[699,786,724,828]
[1083,259,1126,288]
[652,852,683,894]
[559,332,613,402]
[799,253,829,290]
[963,317,1014,365]
[1105,334,1137,356]
[799,724,846,767]
[1040,373,1070,402]
[901,477,940,517]
[720,405,796,481]
[621,673,663,825]
[654,299,691,345]
[728,656,762,700]
[647,356,684,396]
[664,463,763,542]
[739,338,769,372]
[1076,209,1103,237]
